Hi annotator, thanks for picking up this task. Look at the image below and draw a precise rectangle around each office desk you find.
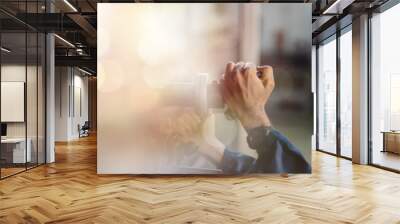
[382,131,400,154]
[1,138,31,164]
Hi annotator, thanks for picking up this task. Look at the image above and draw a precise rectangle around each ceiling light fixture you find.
[78,67,93,76]
[63,0,78,12]
[322,0,343,14]
[54,34,75,48]
[322,0,354,15]
[1,47,11,53]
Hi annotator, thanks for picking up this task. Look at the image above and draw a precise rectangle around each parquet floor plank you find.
[1,135,400,223]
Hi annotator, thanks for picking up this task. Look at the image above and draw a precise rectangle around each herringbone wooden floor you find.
[1,135,400,224]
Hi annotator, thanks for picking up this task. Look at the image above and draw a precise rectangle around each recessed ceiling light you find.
[1,47,11,53]
[63,0,78,12]
[54,34,75,48]
[322,0,354,15]
[78,67,93,76]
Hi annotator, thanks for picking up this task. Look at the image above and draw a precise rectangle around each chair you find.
[79,121,90,138]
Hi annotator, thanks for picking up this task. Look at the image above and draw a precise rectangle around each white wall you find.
[55,67,89,141]
[1,65,37,138]
[1,65,28,142]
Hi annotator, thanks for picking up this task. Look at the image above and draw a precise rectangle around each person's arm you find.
[246,126,311,173]
[219,149,256,174]
[210,126,311,174]
[222,62,310,174]
[195,113,257,174]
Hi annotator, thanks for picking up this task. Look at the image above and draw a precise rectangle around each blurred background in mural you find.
[97,3,312,174]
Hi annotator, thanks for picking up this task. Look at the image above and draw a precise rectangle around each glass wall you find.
[316,25,353,159]
[370,3,400,171]
[0,3,46,179]
[27,31,38,169]
[317,36,337,154]
[339,28,352,158]
[0,31,28,177]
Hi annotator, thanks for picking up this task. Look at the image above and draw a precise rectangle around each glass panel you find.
[340,29,352,158]
[27,31,38,169]
[1,31,27,177]
[318,37,337,154]
[371,4,400,171]
[0,1,46,178]
[38,33,45,165]
[26,0,39,169]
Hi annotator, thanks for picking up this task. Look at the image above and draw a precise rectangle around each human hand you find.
[157,108,225,163]
[222,62,275,130]
[157,107,202,146]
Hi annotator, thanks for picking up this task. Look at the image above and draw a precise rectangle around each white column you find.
[45,0,56,163]
[352,14,369,164]
[54,67,73,141]
[46,33,55,163]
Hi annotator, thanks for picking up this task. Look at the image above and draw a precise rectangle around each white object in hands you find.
[160,73,224,117]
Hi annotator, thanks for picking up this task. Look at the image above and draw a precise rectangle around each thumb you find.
[257,65,275,91]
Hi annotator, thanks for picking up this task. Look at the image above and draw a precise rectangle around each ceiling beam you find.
[55,55,96,70]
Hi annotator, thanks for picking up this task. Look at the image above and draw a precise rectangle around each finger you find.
[225,66,242,99]
[221,80,233,102]
[223,62,236,94]
[233,62,245,88]
[235,62,245,74]
[224,62,235,83]
[243,63,257,80]
[225,61,235,74]
[236,61,245,67]
[257,65,275,91]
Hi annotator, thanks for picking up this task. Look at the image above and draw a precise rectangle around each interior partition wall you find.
[316,25,353,159]
[0,2,46,179]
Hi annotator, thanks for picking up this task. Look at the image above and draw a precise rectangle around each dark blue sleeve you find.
[219,149,256,174]
[257,129,311,173]
[219,128,311,174]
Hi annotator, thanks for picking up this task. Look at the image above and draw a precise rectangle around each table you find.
[1,138,31,164]
[382,131,400,154]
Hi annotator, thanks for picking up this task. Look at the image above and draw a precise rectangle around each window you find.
[339,28,352,158]
[370,3,400,171]
[317,36,337,154]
